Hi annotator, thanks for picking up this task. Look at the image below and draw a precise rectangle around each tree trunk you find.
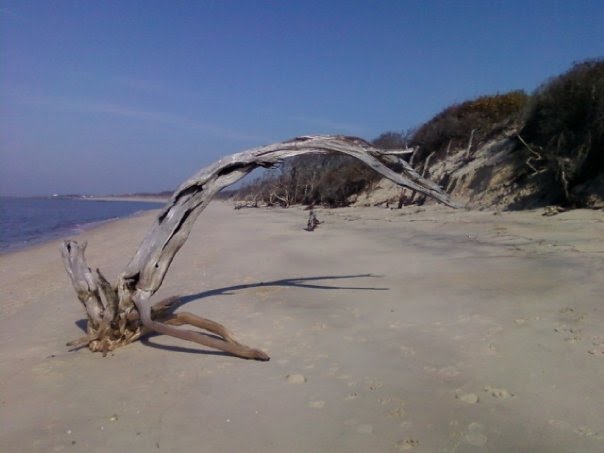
[61,135,458,360]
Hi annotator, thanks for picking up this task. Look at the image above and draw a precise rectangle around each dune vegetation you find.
[236,59,604,210]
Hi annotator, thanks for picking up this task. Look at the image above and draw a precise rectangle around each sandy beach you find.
[1,202,603,452]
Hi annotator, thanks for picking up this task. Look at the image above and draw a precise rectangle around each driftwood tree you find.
[62,135,457,361]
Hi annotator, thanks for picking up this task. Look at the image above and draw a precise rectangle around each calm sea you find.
[0,197,165,253]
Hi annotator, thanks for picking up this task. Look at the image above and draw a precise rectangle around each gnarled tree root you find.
[67,296,269,360]
[155,311,269,360]
[149,297,269,360]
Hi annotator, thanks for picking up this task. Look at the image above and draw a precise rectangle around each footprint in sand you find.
[375,396,406,418]
[455,392,479,404]
[386,407,405,418]
[286,374,307,384]
[558,307,586,323]
[484,386,514,399]
[464,422,488,447]
[311,322,327,331]
[479,342,498,356]
[550,420,604,440]
[308,400,325,409]
[588,337,604,355]
[438,366,461,377]
[378,396,404,406]
[399,345,416,357]
[554,325,583,343]
[396,439,419,450]
[423,365,460,379]
[574,426,604,439]
[363,378,383,391]
[325,365,340,377]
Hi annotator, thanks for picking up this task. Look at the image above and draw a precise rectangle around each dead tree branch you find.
[304,210,322,231]
[409,151,436,205]
[516,133,545,175]
[381,147,416,156]
[464,129,476,160]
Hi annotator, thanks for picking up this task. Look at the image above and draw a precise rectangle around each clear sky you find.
[1,1,603,196]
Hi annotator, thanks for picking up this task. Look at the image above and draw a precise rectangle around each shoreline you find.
[83,195,171,203]
[0,209,160,257]
[0,198,166,255]
[1,203,603,451]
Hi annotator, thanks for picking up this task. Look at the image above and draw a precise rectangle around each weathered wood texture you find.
[61,135,457,360]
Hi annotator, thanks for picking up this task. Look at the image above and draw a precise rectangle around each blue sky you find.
[1,1,603,196]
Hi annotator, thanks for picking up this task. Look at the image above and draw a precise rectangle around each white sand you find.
[1,203,603,452]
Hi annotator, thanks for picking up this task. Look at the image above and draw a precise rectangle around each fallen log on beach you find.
[61,135,458,360]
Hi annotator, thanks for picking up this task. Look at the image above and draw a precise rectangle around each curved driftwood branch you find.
[62,135,457,360]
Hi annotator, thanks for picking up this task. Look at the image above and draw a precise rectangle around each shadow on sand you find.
[176,273,387,308]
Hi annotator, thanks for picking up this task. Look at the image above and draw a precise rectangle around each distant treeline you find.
[234,58,604,209]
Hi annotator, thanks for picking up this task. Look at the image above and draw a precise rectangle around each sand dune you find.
[1,203,603,452]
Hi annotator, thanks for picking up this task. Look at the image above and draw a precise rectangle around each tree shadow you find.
[75,319,87,332]
[175,273,388,309]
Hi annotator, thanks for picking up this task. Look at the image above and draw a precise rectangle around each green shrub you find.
[411,90,528,162]
[520,59,604,185]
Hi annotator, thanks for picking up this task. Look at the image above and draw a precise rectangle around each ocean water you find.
[0,197,165,253]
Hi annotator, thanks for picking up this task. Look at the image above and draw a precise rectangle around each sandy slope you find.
[1,203,603,452]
